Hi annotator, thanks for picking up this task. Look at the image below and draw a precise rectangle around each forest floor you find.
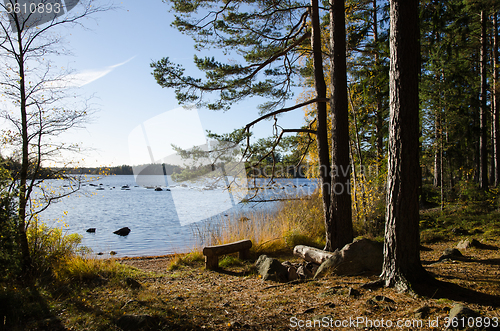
[113,239,500,330]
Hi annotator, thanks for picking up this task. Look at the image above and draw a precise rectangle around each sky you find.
[11,0,311,168]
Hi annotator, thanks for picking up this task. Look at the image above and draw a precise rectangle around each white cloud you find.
[46,56,135,88]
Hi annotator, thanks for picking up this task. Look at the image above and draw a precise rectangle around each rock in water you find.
[113,227,131,236]
[86,228,96,233]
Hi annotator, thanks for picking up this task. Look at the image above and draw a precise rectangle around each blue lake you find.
[39,175,316,257]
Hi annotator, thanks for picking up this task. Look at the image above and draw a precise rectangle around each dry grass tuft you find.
[192,191,325,254]
[167,251,205,271]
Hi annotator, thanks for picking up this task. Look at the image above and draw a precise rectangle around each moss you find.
[219,255,243,268]
[420,230,446,243]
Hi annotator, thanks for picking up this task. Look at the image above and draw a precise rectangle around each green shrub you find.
[0,166,20,281]
[27,219,87,277]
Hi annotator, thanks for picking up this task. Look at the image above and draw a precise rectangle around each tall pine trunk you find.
[433,109,442,188]
[381,0,430,291]
[493,13,499,187]
[327,0,353,251]
[310,0,332,247]
[479,10,488,190]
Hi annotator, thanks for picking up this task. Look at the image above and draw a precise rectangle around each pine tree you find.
[381,0,432,291]
[152,0,354,251]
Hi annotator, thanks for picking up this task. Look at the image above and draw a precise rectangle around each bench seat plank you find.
[203,239,252,270]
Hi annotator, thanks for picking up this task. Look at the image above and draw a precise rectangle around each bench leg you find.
[239,249,250,261]
[205,255,219,270]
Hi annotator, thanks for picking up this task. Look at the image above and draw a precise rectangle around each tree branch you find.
[245,97,329,129]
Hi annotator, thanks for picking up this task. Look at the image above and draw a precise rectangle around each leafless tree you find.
[0,0,111,277]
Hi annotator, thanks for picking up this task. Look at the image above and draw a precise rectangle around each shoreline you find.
[115,253,177,261]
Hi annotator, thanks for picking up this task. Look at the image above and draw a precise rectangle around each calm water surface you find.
[39,175,316,257]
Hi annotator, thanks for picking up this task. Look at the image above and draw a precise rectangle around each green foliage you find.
[26,220,87,278]
[350,159,387,238]
[171,164,215,182]
[346,0,390,160]
[219,255,243,268]
[419,184,500,244]
[152,1,309,112]
[0,165,20,281]
[419,0,500,193]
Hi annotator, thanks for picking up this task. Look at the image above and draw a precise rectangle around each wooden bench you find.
[202,239,252,270]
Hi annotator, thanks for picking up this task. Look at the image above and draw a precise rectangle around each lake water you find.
[39,175,316,257]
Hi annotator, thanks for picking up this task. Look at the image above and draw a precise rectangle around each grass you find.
[419,202,500,244]
[219,255,243,268]
[52,255,141,283]
[167,251,205,271]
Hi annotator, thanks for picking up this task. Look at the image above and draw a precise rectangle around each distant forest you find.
[68,162,306,178]
[66,164,183,176]
[1,157,306,179]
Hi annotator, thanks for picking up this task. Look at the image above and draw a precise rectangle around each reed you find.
[191,191,326,255]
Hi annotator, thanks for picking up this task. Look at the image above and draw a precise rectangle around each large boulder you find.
[255,255,288,282]
[437,248,468,262]
[447,304,481,330]
[456,238,482,250]
[314,238,383,278]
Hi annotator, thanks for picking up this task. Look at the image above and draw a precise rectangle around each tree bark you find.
[327,0,353,251]
[310,0,332,248]
[493,13,500,187]
[16,31,32,278]
[479,10,488,190]
[433,109,442,188]
[381,0,430,291]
